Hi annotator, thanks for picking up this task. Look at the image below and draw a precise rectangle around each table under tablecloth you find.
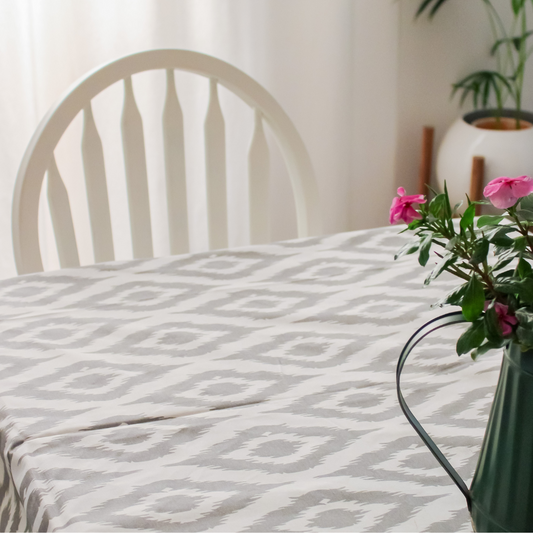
[0,227,501,531]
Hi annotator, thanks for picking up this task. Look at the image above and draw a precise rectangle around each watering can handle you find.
[396,311,472,509]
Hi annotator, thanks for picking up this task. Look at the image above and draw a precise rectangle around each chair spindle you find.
[47,155,80,268]
[248,109,270,244]
[121,76,153,259]
[204,78,228,250]
[82,103,115,263]
[163,69,189,255]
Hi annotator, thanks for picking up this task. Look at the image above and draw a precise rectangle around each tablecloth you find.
[0,227,501,531]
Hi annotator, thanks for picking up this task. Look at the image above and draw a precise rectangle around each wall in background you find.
[2,0,533,277]
[350,0,399,230]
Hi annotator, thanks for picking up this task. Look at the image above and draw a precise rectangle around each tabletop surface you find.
[0,227,501,532]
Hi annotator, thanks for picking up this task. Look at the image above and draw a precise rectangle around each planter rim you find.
[463,108,533,128]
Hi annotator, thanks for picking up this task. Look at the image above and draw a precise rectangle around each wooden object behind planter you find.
[417,126,484,215]
[418,126,434,195]
[470,156,485,215]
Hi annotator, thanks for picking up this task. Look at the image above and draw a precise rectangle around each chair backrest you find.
[12,49,321,274]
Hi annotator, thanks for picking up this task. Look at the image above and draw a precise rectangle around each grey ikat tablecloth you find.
[0,227,501,531]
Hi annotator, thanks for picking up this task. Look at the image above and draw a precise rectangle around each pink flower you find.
[484,301,518,336]
[389,187,426,225]
[483,175,533,209]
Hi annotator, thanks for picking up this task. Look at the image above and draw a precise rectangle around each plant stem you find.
[515,6,528,128]
[510,208,533,253]
[484,0,509,49]
[473,263,497,295]
[444,265,471,282]
[484,0,515,109]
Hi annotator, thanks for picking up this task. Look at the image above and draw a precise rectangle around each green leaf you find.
[425,183,438,197]
[490,31,533,55]
[436,282,468,307]
[519,278,533,303]
[443,182,455,233]
[452,201,464,215]
[444,236,459,251]
[452,70,513,109]
[516,209,533,221]
[462,276,485,321]
[493,237,515,248]
[490,33,533,55]
[415,0,436,17]
[494,246,517,258]
[415,0,451,18]
[490,229,515,247]
[492,255,515,272]
[495,278,533,303]
[471,341,503,360]
[520,193,533,211]
[514,236,528,252]
[424,253,456,285]
[429,0,450,17]
[515,307,533,327]
[494,281,520,294]
[512,0,527,16]
[471,238,490,265]
[460,204,476,232]
[483,225,515,240]
[394,240,420,260]
[518,258,533,279]
[477,215,504,228]
[429,194,448,219]
[456,319,485,355]
[418,233,433,267]
[407,218,424,231]
[496,269,516,279]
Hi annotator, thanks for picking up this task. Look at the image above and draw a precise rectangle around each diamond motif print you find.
[0,227,499,531]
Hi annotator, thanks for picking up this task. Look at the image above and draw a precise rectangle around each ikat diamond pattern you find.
[0,227,501,531]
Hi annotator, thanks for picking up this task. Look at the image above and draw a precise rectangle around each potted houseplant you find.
[391,177,533,531]
[417,0,533,209]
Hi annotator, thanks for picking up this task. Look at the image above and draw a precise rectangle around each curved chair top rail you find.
[13,49,321,274]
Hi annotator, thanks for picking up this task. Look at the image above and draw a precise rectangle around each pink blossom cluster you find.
[389,188,426,225]
[389,175,533,226]
[483,175,533,209]
[485,302,518,336]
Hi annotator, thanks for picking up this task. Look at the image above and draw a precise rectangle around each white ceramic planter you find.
[436,109,533,210]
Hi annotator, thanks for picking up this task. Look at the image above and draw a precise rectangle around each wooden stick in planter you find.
[470,156,485,215]
[418,126,434,195]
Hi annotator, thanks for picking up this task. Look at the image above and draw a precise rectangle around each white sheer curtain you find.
[0,0,399,277]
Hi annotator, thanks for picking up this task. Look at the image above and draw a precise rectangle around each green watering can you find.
[397,312,533,532]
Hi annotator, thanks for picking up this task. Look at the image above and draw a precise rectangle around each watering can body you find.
[397,313,533,532]
[469,342,533,531]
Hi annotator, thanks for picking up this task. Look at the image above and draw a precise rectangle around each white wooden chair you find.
[12,49,321,274]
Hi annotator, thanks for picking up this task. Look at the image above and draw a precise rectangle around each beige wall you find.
[351,0,399,230]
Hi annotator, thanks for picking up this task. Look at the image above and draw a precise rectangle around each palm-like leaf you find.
[491,30,533,55]
[452,70,513,108]
[512,0,527,16]
[417,0,533,113]
[416,0,451,19]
